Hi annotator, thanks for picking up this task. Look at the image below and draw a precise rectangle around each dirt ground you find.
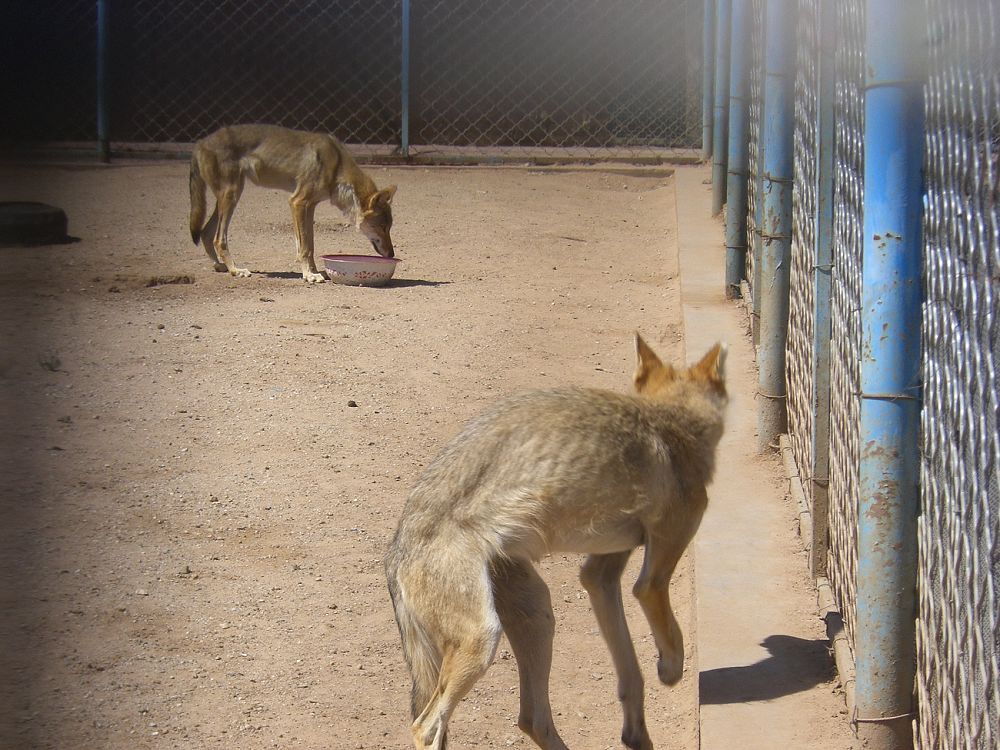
[0,162,699,749]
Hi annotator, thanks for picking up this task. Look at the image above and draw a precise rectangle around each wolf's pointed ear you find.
[380,185,397,205]
[634,333,672,390]
[691,342,727,384]
[365,186,397,211]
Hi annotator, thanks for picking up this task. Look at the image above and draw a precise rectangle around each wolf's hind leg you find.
[492,558,569,750]
[199,207,226,272]
[212,177,250,278]
[581,551,653,750]
[406,558,502,750]
[410,625,500,750]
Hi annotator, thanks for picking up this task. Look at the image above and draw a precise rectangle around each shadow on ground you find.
[699,635,834,704]
[253,270,449,288]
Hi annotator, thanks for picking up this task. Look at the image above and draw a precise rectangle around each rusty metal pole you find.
[702,0,716,161]
[710,0,731,215]
[96,0,110,162]
[724,0,751,299]
[755,0,794,451]
[400,0,411,158]
[853,0,924,747]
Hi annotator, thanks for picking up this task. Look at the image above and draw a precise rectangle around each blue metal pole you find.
[400,0,411,158]
[96,0,110,162]
[808,0,837,578]
[755,0,794,451]
[701,0,716,161]
[854,0,924,746]
[710,0,731,215]
[724,0,750,298]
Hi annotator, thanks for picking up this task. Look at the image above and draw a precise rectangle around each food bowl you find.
[321,254,400,287]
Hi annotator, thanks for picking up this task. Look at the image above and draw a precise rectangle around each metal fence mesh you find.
[125,0,402,145]
[744,0,764,300]
[409,0,703,157]
[3,0,704,160]
[787,0,820,517]
[825,0,865,649]
[746,0,764,306]
[916,1,1000,747]
[780,1,1000,744]
[1,0,97,142]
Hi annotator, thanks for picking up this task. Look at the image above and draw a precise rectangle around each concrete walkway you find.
[672,165,855,749]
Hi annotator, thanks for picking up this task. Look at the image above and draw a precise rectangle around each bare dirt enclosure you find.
[0,163,700,749]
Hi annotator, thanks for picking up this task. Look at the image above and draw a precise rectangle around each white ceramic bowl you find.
[321,254,400,287]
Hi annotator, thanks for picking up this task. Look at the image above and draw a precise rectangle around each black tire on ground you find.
[0,202,69,245]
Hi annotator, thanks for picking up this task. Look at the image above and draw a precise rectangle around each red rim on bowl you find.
[320,254,400,264]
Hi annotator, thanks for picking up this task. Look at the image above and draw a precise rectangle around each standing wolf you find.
[385,335,728,750]
[189,124,396,282]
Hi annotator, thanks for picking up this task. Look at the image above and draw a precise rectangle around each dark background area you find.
[0,0,702,150]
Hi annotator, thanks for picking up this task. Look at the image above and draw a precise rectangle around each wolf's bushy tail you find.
[386,558,441,721]
[189,151,206,245]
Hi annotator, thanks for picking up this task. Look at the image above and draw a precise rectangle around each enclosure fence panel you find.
[410,0,703,158]
[825,0,865,650]
[124,0,403,144]
[787,0,820,523]
[916,1,1000,747]
[1,0,97,142]
[2,0,705,159]
[747,0,1000,743]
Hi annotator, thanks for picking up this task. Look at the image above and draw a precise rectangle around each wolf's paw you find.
[231,267,252,278]
[621,718,652,750]
[303,271,326,283]
[656,649,683,686]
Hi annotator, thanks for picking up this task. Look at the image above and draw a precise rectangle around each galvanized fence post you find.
[711,0,731,215]
[97,0,110,162]
[400,0,411,158]
[702,0,716,161]
[854,0,924,746]
[724,0,751,298]
[756,0,795,451]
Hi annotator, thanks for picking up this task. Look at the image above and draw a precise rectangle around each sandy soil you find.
[0,162,697,749]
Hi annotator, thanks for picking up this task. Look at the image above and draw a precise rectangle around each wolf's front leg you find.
[290,198,325,283]
[632,537,690,687]
[214,187,251,278]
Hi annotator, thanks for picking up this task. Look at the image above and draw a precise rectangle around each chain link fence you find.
[2,0,704,160]
[825,0,865,651]
[409,0,703,157]
[916,1,1000,746]
[124,0,402,145]
[741,0,999,745]
[786,0,820,527]
[1,0,97,142]
[747,0,867,649]
[743,0,764,306]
